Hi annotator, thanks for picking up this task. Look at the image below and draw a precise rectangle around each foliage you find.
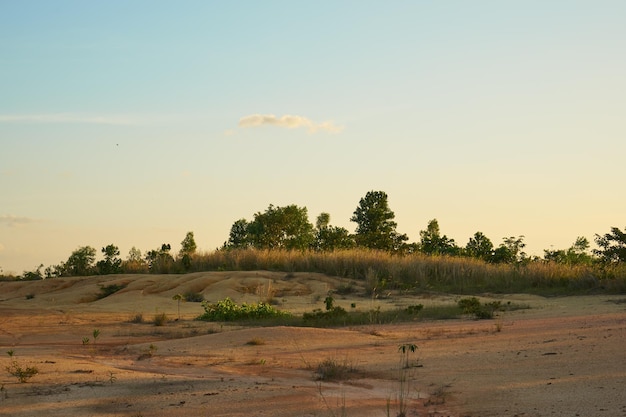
[491,236,527,264]
[224,219,251,249]
[465,231,494,261]
[350,190,408,252]
[21,264,44,280]
[594,227,626,263]
[97,283,126,299]
[313,212,355,251]
[179,231,197,271]
[97,244,122,275]
[248,204,315,250]
[457,297,502,319]
[198,298,290,321]
[64,246,97,276]
[145,244,174,273]
[544,236,593,265]
[419,219,460,256]
[183,291,205,302]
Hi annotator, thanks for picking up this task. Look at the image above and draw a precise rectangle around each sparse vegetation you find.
[315,357,357,381]
[5,351,38,383]
[153,312,168,326]
[198,298,291,322]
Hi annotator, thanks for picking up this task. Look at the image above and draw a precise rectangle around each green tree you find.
[65,246,97,276]
[491,236,526,264]
[313,212,355,251]
[544,236,592,265]
[247,204,314,250]
[97,244,122,275]
[465,231,494,261]
[178,231,197,271]
[145,244,174,273]
[418,219,459,256]
[594,227,626,263]
[223,219,251,249]
[350,190,408,252]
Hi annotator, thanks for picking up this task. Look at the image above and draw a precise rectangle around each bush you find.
[458,297,502,319]
[198,298,290,321]
[97,283,126,299]
[184,291,205,302]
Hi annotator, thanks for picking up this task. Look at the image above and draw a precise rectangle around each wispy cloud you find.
[0,112,199,126]
[0,113,141,126]
[238,114,343,134]
[0,215,38,227]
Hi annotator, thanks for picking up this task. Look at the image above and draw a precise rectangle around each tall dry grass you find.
[186,249,626,295]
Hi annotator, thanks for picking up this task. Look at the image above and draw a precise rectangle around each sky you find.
[1,1,625,274]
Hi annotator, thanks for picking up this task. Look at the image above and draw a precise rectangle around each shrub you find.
[198,298,290,321]
[97,283,127,299]
[153,313,168,326]
[184,291,205,302]
[458,297,502,319]
[315,358,356,381]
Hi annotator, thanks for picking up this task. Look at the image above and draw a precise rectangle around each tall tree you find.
[465,231,494,261]
[65,246,97,276]
[179,231,197,257]
[350,190,408,251]
[247,204,314,250]
[491,236,526,264]
[178,231,197,271]
[594,227,626,263]
[313,212,355,251]
[419,219,459,255]
[97,244,122,275]
[544,236,592,265]
[224,219,251,249]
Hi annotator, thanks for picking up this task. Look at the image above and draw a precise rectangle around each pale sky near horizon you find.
[1,1,625,274]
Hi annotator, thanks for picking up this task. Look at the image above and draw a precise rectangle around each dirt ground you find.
[0,271,625,417]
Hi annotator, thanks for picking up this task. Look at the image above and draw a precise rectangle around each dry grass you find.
[186,248,626,295]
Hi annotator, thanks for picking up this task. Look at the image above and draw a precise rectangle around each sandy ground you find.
[0,271,625,417]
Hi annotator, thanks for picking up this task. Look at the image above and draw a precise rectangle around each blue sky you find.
[1,1,625,274]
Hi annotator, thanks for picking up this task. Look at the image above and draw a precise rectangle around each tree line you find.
[7,190,626,279]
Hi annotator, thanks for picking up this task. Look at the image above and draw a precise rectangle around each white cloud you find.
[0,215,38,227]
[238,114,343,134]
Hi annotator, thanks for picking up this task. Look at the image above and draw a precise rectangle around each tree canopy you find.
[350,190,408,252]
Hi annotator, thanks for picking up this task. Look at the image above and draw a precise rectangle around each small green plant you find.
[92,329,100,344]
[108,371,117,384]
[5,351,38,383]
[172,294,185,320]
[398,343,418,369]
[391,343,419,417]
[82,337,90,345]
